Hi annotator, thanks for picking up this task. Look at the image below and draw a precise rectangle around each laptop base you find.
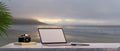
[42,42,90,46]
[42,43,71,46]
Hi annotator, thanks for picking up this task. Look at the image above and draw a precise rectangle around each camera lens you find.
[18,34,31,42]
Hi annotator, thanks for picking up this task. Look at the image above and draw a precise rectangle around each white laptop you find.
[38,28,89,46]
[38,28,70,46]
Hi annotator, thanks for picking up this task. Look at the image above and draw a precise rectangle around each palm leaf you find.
[0,2,12,37]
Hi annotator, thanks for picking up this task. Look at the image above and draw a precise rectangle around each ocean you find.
[0,25,120,47]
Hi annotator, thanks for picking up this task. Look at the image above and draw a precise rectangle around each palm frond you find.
[0,1,13,37]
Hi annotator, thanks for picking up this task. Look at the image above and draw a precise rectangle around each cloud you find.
[2,0,120,25]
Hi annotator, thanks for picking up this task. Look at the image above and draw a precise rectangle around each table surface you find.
[1,43,120,48]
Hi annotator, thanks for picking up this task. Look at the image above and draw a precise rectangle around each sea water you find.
[0,25,120,46]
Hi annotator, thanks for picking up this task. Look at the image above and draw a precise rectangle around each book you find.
[14,42,37,45]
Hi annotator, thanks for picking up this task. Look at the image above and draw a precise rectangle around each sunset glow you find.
[33,17,108,25]
[64,19,75,22]
[36,18,62,24]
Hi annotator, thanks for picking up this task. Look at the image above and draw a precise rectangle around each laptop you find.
[38,28,70,46]
[38,28,90,46]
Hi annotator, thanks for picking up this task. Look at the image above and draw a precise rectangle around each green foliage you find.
[0,2,12,37]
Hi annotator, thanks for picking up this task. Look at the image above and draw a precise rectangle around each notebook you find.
[38,28,89,46]
[38,28,70,46]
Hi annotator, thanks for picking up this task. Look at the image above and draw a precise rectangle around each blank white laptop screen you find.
[38,28,66,43]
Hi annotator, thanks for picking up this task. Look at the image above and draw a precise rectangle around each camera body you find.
[18,34,31,42]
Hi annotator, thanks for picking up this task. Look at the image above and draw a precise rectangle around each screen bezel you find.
[38,28,67,44]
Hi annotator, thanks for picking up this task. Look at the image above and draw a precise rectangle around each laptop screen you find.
[38,28,67,44]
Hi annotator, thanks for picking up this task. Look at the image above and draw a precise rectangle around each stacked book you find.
[14,42,37,45]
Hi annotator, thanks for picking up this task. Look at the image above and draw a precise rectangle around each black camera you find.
[18,34,31,42]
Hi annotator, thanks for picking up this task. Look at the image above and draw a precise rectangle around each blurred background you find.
[1,0,120,46]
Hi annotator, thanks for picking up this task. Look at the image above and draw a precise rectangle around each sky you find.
[1,0,120,25]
